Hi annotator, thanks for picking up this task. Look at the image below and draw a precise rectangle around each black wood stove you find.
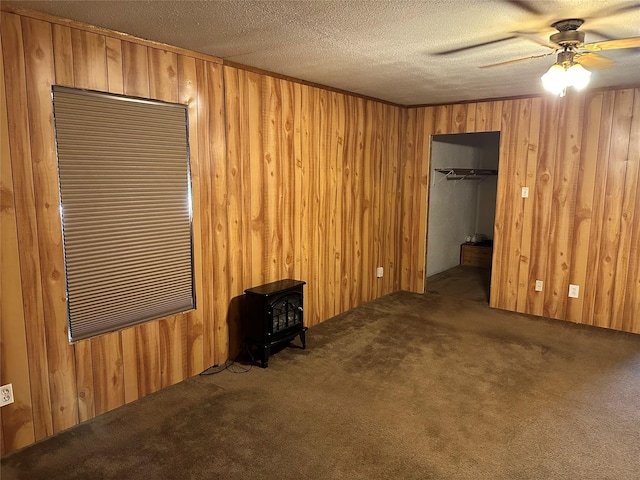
[243,279,307,367]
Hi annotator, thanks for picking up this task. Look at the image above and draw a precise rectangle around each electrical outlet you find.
[521,186,529,198]
[568,284,580,299]
[376,266,383,278]
[535,280,543,292]
[1,384,14,407]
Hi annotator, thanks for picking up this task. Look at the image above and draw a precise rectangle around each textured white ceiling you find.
[8,0,640,105]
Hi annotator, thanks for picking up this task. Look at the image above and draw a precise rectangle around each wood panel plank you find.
[592,90,634,327]
[148,47,178,102]
[434,104,452,134]
[412,105,428,293]
[372,101,384,298]
[384,104,401,293]
[490,101,503,132]
[121,41,149,97]
[74,340,94,421]
[329,92,344,314]
[516,97,542,313]
[465,102,477,132]
[133,323,161,397]
[622,89,640,332]
[264,75,283,284]
[314,87,327,315]
[195,59,215,367]
[158,316,185,389]
[545,95,583,319]
[0,34,36,451]
[493,100,520,308]
[223,66,245,358]
[237,69,253,289]
[508,99,533,312]
[451,103,467,133]
[399,107,416,291]
[90,334,124,415]
[582,91,615,324]
[351,97,365,306]
[475,102,493,133]
[178,54,204,376]
[281,79,296,281]
[70,28,106,90]
[361,100,375,300]
[292,83,309,280]
[305,86,322,325]
[612,89,638,329]
[524,97,560,316]
[247,71,266,288]
[120,327,139,404]
[566,93,603,322]
[206,62,228,365]
[105,36,123,94]
[298,83,313,315]
[417,107,435,292]
[51,24,73,85]
[340,95,355,309]
[376,103,389,296]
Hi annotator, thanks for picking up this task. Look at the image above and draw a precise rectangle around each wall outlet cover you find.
[376,266,383,278]
[568,284,580,298]
[0,384,14,407]
[521,186,529,198]
[535,280,543,292]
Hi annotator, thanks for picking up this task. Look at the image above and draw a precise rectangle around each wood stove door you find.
[269,292,303,337]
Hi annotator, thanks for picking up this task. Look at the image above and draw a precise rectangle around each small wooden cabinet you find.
[460,242,493,269]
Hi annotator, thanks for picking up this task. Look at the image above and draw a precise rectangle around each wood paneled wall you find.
[2,6,638,457]
[400,91,640,333]
[0,10,402,454]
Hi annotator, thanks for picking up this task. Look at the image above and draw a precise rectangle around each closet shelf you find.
[435,168,498,181]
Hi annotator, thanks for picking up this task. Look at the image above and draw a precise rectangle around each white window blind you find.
[52,86,195,342]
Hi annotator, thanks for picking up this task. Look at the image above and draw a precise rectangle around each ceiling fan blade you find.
[504,0,546,16]
[514,32,559,50]
[582,37,640,51]
[434,36,517,56]
[586,2,640,21]
[575,52,614,69]
[479,52,554,69]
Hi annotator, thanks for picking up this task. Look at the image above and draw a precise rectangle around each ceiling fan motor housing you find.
[550,19,585,47]
[550,30,585,47]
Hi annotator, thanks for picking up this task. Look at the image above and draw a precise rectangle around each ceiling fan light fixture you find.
[566,62,591,90]
[541,61,591,97]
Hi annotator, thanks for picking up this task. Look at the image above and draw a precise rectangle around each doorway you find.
[424,132,500,303]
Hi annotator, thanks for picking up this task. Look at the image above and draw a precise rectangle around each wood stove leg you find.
[299,330,306,349]
[261,345,270,368]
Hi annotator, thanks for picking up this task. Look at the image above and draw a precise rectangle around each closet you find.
[425,132,500,301]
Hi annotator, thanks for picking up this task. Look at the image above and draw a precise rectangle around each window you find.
[52,86,195,341]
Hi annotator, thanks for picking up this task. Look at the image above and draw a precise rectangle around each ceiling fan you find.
[479,18,640,70]
[479,18,640,96]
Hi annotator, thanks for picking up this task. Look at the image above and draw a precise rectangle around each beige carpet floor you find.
[2,269,640,479]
